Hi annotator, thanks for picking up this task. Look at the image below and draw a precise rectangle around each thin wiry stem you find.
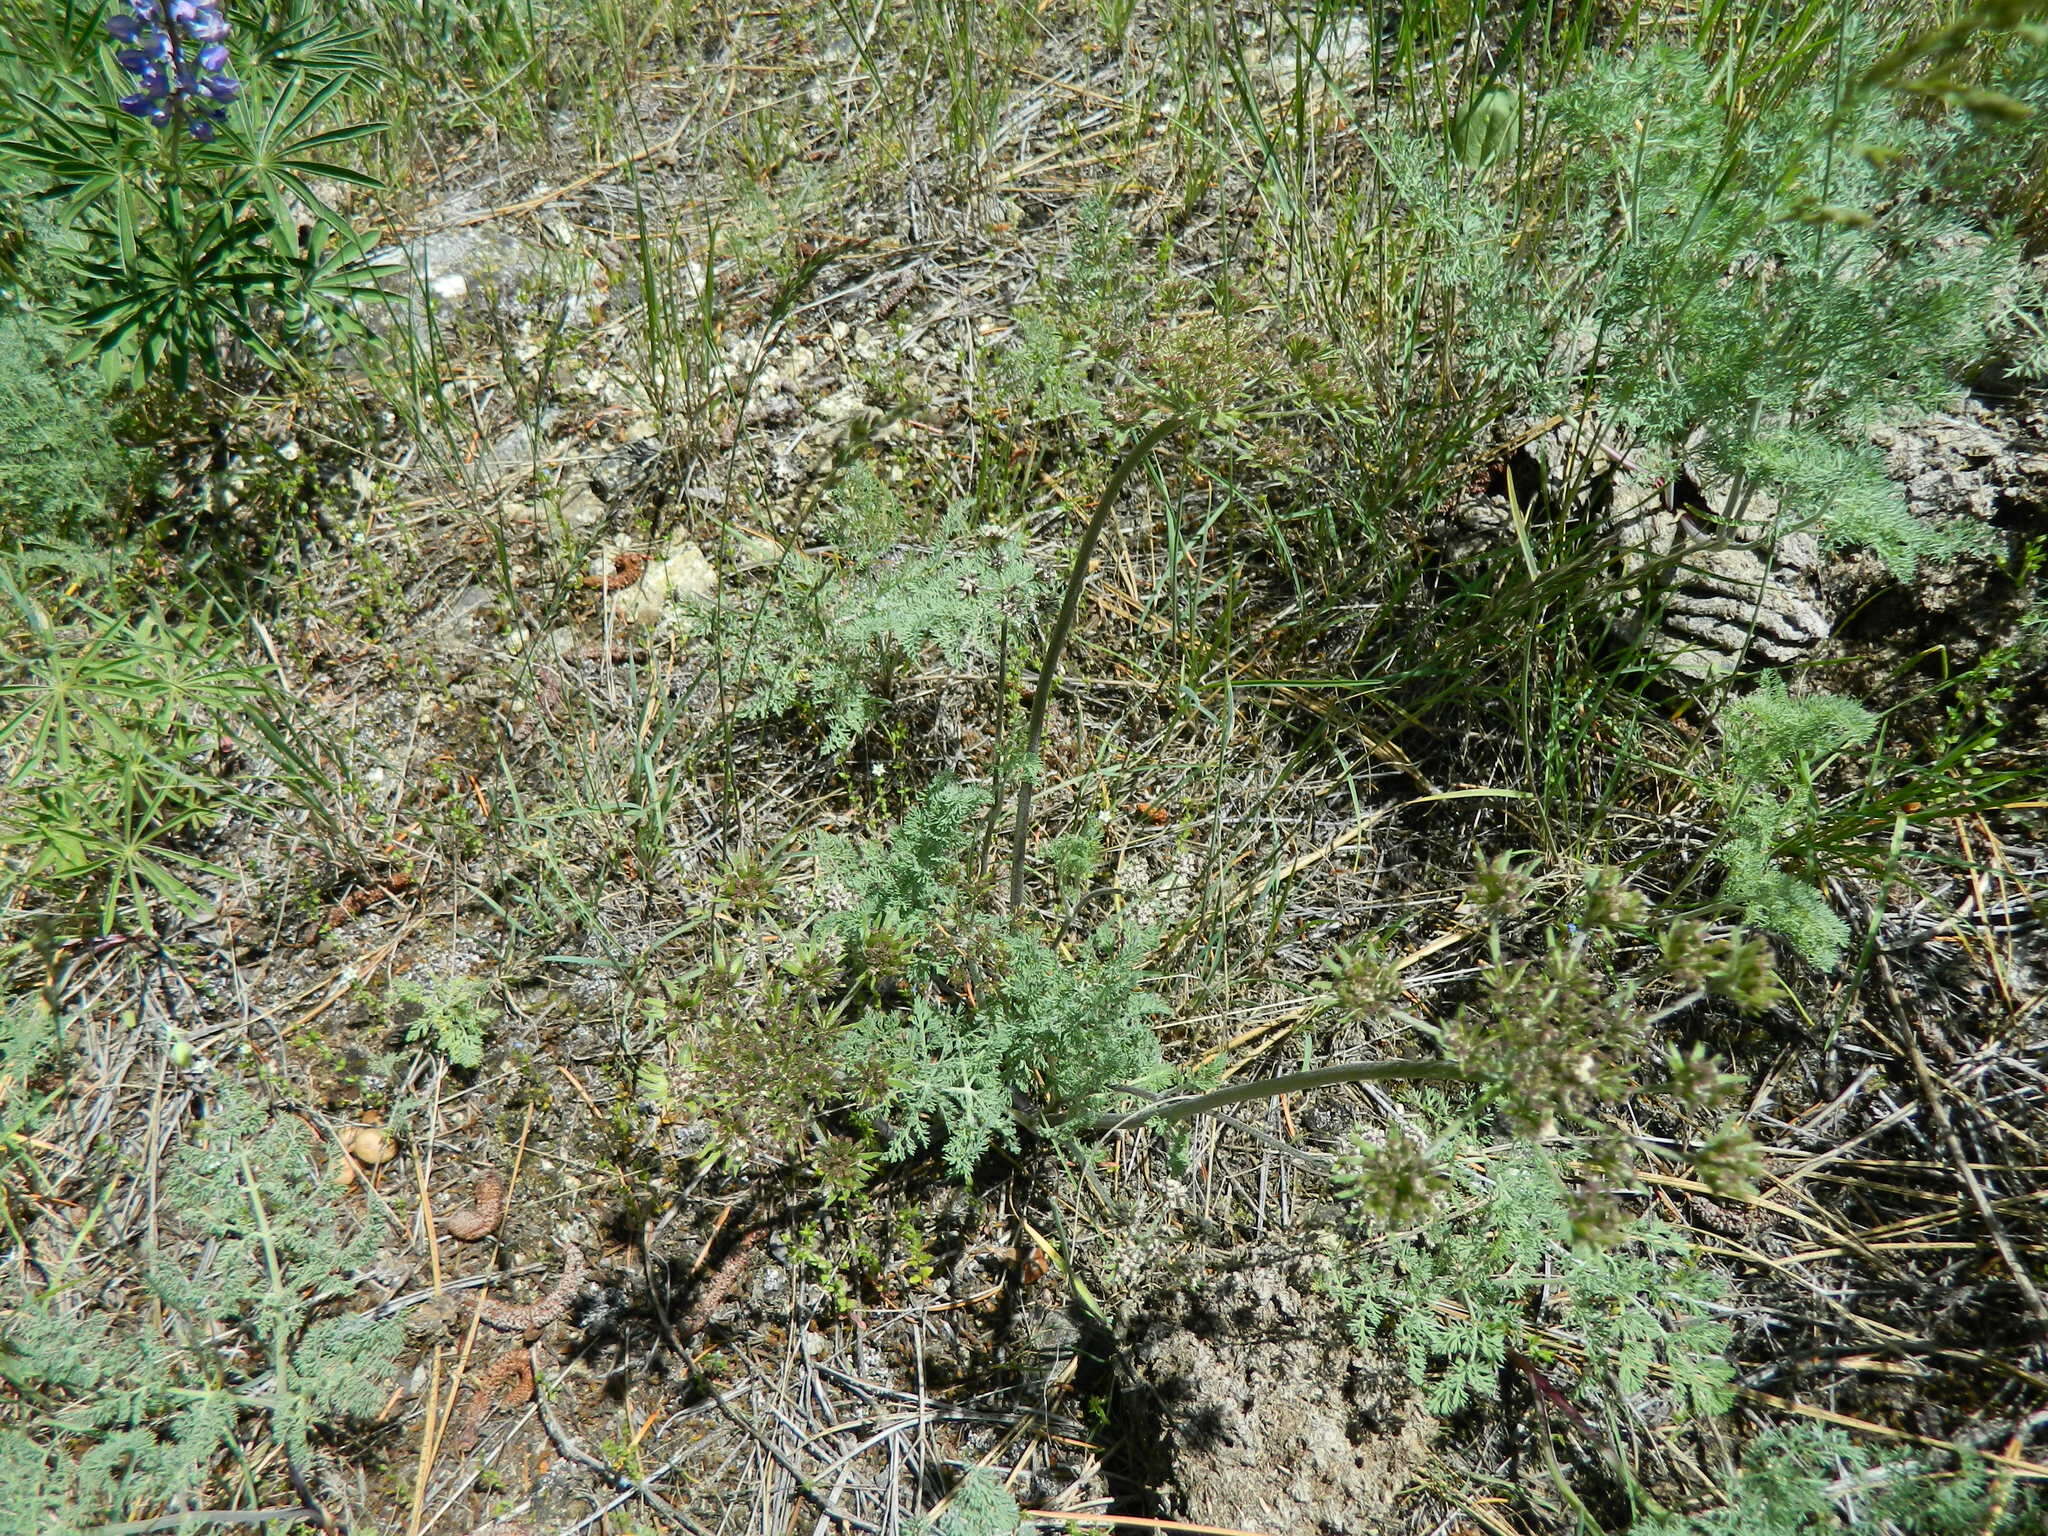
[1008,415,1178,910]
[1086,1057,1473,1134]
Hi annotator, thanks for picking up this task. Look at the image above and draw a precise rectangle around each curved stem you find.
[1008,415,1179,910]
[1085,1057,1473,1134]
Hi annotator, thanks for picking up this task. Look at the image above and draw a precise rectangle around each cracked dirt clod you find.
[1604,484,1831,681]
[440,1172,507,1241]
[476,1245,586,1332]
[1121,1263,1429,1536]
[1491,414,1836,681]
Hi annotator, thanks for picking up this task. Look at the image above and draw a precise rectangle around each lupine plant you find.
[0,0,392,390]
[106,0,240,140]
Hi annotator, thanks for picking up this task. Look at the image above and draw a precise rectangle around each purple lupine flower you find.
[106,0,237,139]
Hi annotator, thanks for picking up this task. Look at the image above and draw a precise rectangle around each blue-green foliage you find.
[387,972,495,1068]
[996,310,1110,432]
[0,1057,401,1535]
[846,923,1167,1178]
[1633,1424,2039,1535]
[1711,677,1878,970]
[1543,42,2033,465]
[816,778,992,936]
[735,509,1039,756]
[1360,129,1567,415]
[0,995,61,1157]
[926,1468,1023,1536]
[819,783,1168,1178]
[1323,1139,1733,1422]
[994,193,1152,431]
[0,300,129,544]
[1358,32,2034,572]
[1741,430,1998,581]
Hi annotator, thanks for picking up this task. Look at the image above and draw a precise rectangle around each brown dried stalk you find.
[680,1227,762,1340]
[476,1245,586,1333]
[455,1344,535,1449]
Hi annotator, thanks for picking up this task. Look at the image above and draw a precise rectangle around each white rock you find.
[812,383,874,425]
[611,542,717,627]
[558,487,607,528]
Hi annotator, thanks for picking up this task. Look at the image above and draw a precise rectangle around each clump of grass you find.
[0,562,327,935]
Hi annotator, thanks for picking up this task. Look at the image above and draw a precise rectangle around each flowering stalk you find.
[106,0,240,141]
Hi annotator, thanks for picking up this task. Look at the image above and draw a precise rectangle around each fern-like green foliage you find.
[1542,40,2034,468]
[1043,828,1104,895]
[992,194,1154,431]
[824,461,908,555]
[1323,1138,1734,1422]
[0,1083,401,1534]
[0,993,60,1160]
[1710,677,1878,969]
[1719,679,1880,786]
[846,922,1167,1178]
[996,310,1110,432]
[1337,32,2034,549]
[0,305,129,547]
[733,513,1038,756]
[815,778,991,934]
[1347,126,1566,416]
[818,782,1169,1177]
[1632,1424,2040,1535]
[923,1468,1023,1536]
[387,973,495,1068]
[1742,430,1998,581]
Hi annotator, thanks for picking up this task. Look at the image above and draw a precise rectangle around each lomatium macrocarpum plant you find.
[1093,859,1780,1246]
[0,0,391,391]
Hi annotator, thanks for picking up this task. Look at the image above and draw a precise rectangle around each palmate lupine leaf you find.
[66,198,282,385]
[0,97,150,228]
[0,602,277,929]
[215,68,385,238]
[236,7,384,80]
[0,0,113,76]
[0,0,388,388]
